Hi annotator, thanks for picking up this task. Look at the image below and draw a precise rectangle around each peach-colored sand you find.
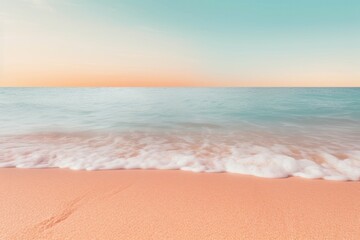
[1,169,360,240]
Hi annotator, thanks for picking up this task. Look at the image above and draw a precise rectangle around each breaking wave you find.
[1,131,359,181]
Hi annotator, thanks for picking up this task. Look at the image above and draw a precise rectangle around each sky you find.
[1,0,360,86]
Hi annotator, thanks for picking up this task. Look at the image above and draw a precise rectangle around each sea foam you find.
[1,132,359,181]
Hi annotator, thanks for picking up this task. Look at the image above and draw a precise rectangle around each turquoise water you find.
[0,88,359,180]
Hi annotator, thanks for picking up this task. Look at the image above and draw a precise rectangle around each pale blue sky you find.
[2,0,360,86]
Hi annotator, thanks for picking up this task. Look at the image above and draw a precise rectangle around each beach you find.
[1,168,359,240]
[3,0,360,238]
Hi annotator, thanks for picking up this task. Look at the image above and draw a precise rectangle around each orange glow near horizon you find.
[1,71,211,87]
[2,71,360,87]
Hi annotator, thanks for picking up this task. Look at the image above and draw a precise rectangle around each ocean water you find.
[0,88,359,180]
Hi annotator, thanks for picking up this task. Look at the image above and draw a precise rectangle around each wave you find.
[1,132,359,181]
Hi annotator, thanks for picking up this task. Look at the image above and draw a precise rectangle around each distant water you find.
[0,88,359,180]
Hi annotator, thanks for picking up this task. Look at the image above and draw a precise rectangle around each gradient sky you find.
[1,0,360,86]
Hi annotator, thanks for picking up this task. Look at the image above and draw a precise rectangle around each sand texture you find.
[1,168,360,240]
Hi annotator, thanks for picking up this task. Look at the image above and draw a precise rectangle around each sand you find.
[1,168,360,240]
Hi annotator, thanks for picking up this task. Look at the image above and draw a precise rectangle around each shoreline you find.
[1,168,360,239]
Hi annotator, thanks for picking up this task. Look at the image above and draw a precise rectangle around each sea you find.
[0,88,359,180]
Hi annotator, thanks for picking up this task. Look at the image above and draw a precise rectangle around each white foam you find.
[0,132,359,181]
